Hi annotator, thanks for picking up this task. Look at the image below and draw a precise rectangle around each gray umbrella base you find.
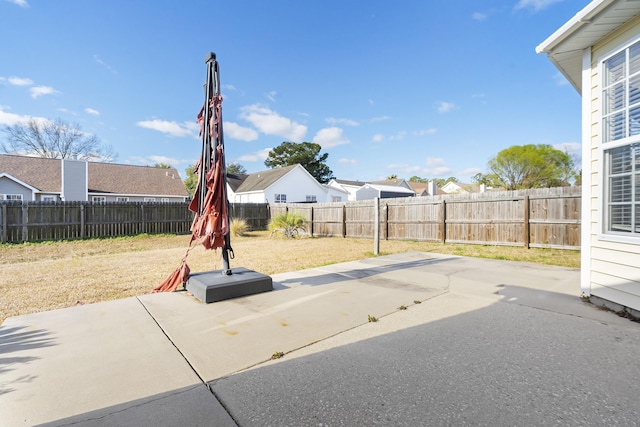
[185,267,273,303]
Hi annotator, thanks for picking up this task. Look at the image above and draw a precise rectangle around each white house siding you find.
[0,176,33,200]
[588,17,640,312]
[267,166,325,203]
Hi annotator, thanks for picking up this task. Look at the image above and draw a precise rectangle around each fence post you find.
[21,203,28,242]
[374,197,380,255]
[441,200,447,244]
[310,205,314,237]
[1,203,6,243]
[141,204,146,234]
[523,195,530,249]
[80,204,85,239]
[384,202,389,240]
[342,204,346,238]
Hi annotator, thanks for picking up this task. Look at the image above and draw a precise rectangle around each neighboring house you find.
[326,179,368,201]
[537,0,640,315]
[440,182,488,194]
[407,181,443,196]
[355,184,415,200]
[0,154,189,202]
[370,178,414,192]
[226,164,334,203]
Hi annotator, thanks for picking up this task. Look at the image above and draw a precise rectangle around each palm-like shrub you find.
[268,212,307,238]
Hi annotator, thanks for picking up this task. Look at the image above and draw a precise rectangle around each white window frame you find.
[160,198,170,203]
[92,196,106,203]
[5,194,23,201]
[274,194,286,203]
[41,195,56,202]
[331,196,342,203]
[116,197,130,202]
[601,36,640,239]
[305,195,317,202]
[144,197,156,202]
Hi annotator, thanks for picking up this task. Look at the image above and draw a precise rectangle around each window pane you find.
[630,41,640,75]
[604,83,626,114]
[611,176,632,202]
[610,205,632,232]
[604,112,626,142]
[609,145,633,174]
[630,105,640,137]
[605,51,626,86]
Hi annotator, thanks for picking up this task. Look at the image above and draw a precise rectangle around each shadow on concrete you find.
[273,256,457,290]
[209,291,640,426]
[36,384,236,427]
[0,325,55,396]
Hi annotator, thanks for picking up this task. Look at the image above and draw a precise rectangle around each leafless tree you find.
[1,118,116,161]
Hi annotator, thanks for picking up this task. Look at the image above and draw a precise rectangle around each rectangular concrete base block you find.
[186,267,273,303]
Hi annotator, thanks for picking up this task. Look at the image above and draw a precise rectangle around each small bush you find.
[229,218,249,237]
[268,212,307,238]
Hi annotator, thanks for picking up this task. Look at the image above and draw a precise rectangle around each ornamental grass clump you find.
[229,218,249,237]
[268,212,307,238]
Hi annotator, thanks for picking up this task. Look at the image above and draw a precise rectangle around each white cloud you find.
[472,12,487,21]
[387,163,421,174]
[371,116,391,123]
[239,104,307,141]
[0,107,52,129]
[514,0,564,12]
[0,107,30,126]
[222,84,236,91]
[436,101,458,113]
[237,147,272,162]
[7,76,33,86]
[372,133,384,143]
[553,72,570,86]
[30,86,59,99]
[129,155,186,170]
[136,119,198,138]
[368,99,375,106]
[265,91,277,102]
[7,0,29,7]
[423,157,452,177]
[414,128,437,136]
[554,141,582,166]
[458,167,483,177]
[85,108,100,116]
[312,127,350,149]
[338,158,357,165]
[389,131,407,141]
[94,54,117,74]
[224,121,259,141]
[326,117,359,127]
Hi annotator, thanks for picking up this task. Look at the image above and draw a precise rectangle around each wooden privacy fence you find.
[0,202,270,243]
[1,187,580,249]
[273,186,581,250]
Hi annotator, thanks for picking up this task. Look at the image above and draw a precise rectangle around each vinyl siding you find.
[589,16,640,310]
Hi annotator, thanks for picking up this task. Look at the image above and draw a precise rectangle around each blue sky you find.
[1,0,585,182]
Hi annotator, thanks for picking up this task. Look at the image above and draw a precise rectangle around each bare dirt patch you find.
[0,232,579,324]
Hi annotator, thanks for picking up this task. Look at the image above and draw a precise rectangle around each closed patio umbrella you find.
[153,52,232,293]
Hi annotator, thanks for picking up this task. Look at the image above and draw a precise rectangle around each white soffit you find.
[536,0,640,92]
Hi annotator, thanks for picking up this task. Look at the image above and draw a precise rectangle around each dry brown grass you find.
[0,232,580,324]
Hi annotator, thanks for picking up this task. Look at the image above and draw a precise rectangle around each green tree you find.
[184,164,197,196]
[432,177,458,187]
[227,162,247,175]
[409,176,428,183]
[471,172,501,187]
[154,163,171,168]
[387,174,398,180]
[1,117,115,161]
[487,144,575,190]
[265,141,334,183]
